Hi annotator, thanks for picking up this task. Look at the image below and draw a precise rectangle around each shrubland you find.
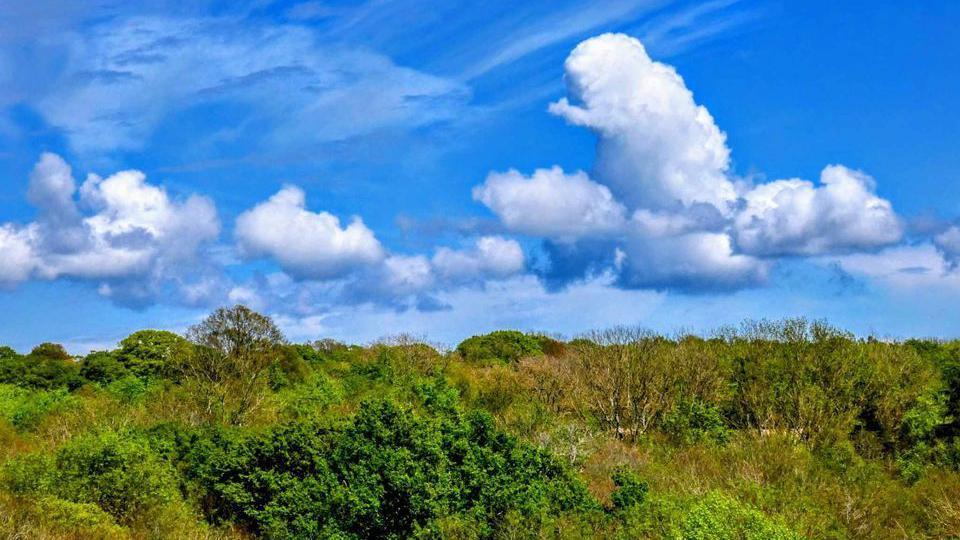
[1,307,959,538]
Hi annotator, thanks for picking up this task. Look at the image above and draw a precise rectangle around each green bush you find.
[280,372,344,419]
[80,351,129,384]
[3,431,183,524]
[0,384,79,431]
[456,331,544,364]
[117,330,193,379]
[610,468,648,510]
[662,400,730,445]
[679,491,801,540]
[178,393,596,538]
[0,345,83,390]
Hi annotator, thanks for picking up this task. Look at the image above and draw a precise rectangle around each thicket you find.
[1,309,959,538]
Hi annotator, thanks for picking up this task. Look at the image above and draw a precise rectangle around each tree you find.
[117,330,193,379]
[0,343,83,390]
[183,305,286,425]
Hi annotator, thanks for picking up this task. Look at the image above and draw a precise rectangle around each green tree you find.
[183,305,286,425]
[117,330,193,378]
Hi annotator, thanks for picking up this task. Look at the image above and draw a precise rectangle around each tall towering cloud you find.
[475,33,904,293]
[549,33,736,212]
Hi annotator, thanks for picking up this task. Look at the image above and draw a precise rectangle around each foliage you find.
[0,344,83,390]
[456,330,543,364]
[3,431,183,524]
[117,329,193,379]
[175,391,596,539]
[80,350,129,384]
[183,305,287,425]
[678,491,801,540]
[610,468,648,510]
[1,311,960,538]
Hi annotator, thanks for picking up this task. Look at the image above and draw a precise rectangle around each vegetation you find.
[1,308,959,538]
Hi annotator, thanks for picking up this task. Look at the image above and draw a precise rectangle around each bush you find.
[0,345,83,390]
[662,400,730,446]
[456,331,543,364]
[679,491,801,540]
[0,384,79,431]
[3,431,183,524]
[80,351,129,384]
[179,394,596,538]
[610,468,648,510]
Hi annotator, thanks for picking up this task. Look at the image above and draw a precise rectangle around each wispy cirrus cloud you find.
[23,14,470,157]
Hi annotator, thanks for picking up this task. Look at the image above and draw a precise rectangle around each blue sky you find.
[1,0,959,352]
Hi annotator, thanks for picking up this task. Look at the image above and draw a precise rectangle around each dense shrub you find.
[80,351,129,384]
[662,400,730,446]
[3,431,183,524]
[176,391,596,538]
[456,330,543,364]
[0,384,79,431]
[679,491,800,540]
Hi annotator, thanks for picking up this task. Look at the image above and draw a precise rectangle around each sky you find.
[1,0,960,352]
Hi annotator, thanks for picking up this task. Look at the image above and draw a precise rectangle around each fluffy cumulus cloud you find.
[225,233,525,317]
[235,186,385,280]
[472,167,625,241]
[549,33,736,212]
[475,33,905,293]
[432,236,525,283]
[0,153,220,304]
[734,165,902,256]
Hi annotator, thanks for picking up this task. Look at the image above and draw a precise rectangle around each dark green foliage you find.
[268,346,312,390]
[662,400,730,445]
[175,392,595,539]
[610,468,648,510]
[456,330,543,364]
[79,351,129,384]
[0,344,83,390]
[117,329,193,378]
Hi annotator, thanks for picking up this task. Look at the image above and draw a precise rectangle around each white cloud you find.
[619,231,769,291]
[829,244,960,292]
[0,224,38,286]
[934,226,960,264]
[734,165,902,256]
[473,166,625,240]
[33,16,469,155]
[431,236,525,282]
[235,185,385,280]
[0,153,220,304]
[471,33,907,294]
[549,33,736,212]
[383,255,434,293]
